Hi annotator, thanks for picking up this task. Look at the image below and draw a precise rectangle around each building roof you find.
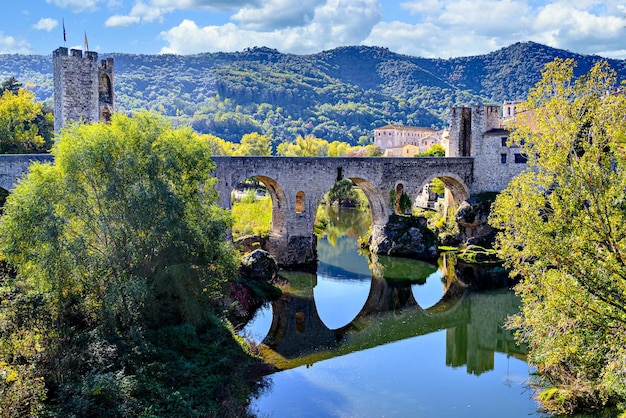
[374,124,438,132]
[484,128,510,136]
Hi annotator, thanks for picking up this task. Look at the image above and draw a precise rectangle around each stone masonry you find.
[53,47,114,133]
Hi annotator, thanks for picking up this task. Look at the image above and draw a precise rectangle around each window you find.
[295,191,305,213]
[514,153,528,164]
[500,153,507,164]
[501,137,508,147]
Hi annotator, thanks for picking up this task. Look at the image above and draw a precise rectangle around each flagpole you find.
[62,18,66,46]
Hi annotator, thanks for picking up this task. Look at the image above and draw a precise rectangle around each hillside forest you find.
[0,41,624,147]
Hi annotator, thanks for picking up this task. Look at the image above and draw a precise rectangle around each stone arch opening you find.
[100,107,111,123]
[99,73,112,104]
[253,175,287,237]
[229,175,286,241]
[295,191,305,213]
[413,174,470,212]
[348,177,388,228]
[0,186,9,213]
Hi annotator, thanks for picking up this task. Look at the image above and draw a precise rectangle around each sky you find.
[2,0,625,59]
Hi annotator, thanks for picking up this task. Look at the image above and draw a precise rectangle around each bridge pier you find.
[265,233,317,266]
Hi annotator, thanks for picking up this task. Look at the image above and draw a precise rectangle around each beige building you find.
[383,144,421,157]
[374,125,443,155]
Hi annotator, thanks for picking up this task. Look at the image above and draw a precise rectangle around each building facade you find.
[374,125,443,155]
[447,104,527,193]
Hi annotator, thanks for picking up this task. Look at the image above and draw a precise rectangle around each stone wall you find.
[449,104,527,193]
[0,154,54,191]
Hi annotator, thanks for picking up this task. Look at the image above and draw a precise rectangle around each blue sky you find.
[3,0,625,58]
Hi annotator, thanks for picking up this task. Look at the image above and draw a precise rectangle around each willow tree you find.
[0,112,253,416]
[489,59,626,414]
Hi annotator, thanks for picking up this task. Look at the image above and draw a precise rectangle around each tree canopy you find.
[0,87,53,153]
[489,59,626,414]
[0,112,260,416]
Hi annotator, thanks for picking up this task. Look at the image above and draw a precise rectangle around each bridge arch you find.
[412,172,471,212]
[346,177,388,228]
[253,175,287,237]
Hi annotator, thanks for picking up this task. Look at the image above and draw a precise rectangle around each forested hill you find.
[0,41,624,145]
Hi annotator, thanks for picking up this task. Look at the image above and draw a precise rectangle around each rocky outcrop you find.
[370,214,438,260]
[453,195,498,247]
[240,249,278,281]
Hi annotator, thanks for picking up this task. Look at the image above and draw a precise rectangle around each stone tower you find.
[53,47,114,133]
[447,104,527,193]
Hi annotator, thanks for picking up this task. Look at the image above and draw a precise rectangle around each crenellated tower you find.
[53,47,114,133]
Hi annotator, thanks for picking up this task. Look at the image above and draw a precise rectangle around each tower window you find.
[500,153,507,164]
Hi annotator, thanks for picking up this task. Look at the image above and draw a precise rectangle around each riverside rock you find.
[370,214,438,260]
[240,249,278,281]
[454,196,498,247]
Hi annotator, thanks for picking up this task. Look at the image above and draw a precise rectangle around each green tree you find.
[276,134,328,156]
[0,89,53,153]
[0,112,257,415]
[233,131,272,155]
[418,143,445,157]
[1,76,22,95]
[197,132,237,155]
[489,59,626,414]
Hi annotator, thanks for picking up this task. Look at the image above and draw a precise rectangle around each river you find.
[242,206,543,417]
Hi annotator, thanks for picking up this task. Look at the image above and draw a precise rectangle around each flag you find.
[63,19,66,43]
[84,31,89,51]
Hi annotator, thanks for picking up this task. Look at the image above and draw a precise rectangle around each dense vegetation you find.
[0,77,53,153]
[0,42,623,145]
[490,59,626,414]
[0,113,264,416]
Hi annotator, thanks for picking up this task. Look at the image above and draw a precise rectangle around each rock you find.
[370,214,438,260]
[240,249,278,281]
[454,195,498,247]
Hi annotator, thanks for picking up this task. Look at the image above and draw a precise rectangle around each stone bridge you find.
[0,154,54,191]
[211,156,474,265]
[0,154,474,265]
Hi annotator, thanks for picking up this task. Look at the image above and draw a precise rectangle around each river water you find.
[242,207,543,418]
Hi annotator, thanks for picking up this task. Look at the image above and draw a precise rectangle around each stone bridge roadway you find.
[0,154,474,265]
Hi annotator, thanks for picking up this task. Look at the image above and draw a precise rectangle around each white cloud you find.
[105,0,174,27]
[401,0,441,15]
[44,0,104,13]
[33,18,59,32]
[150,0,259,11]
[160,0,382,54]
[232,0,325,31]
[105,15,141,27]
[0,33,32,54]
[364,0,626,59]
[533,2,625,51]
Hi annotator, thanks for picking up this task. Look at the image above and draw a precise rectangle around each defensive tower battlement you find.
[53,47,114,133]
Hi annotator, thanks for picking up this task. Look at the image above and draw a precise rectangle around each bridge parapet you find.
[0,154,54,191]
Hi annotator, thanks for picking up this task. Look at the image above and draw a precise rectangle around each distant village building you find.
[374,125,443,157]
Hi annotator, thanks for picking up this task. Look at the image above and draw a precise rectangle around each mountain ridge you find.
[0,42,623,145]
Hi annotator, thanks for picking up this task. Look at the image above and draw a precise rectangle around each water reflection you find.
[244,207,536,417]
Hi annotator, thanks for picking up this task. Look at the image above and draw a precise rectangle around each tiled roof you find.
[375,124,438,132]
[484,128,510,135]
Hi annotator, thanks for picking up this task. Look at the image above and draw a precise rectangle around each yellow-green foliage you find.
[232,194,272,238]
[490,59,626,414]
[0,112,260,416]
